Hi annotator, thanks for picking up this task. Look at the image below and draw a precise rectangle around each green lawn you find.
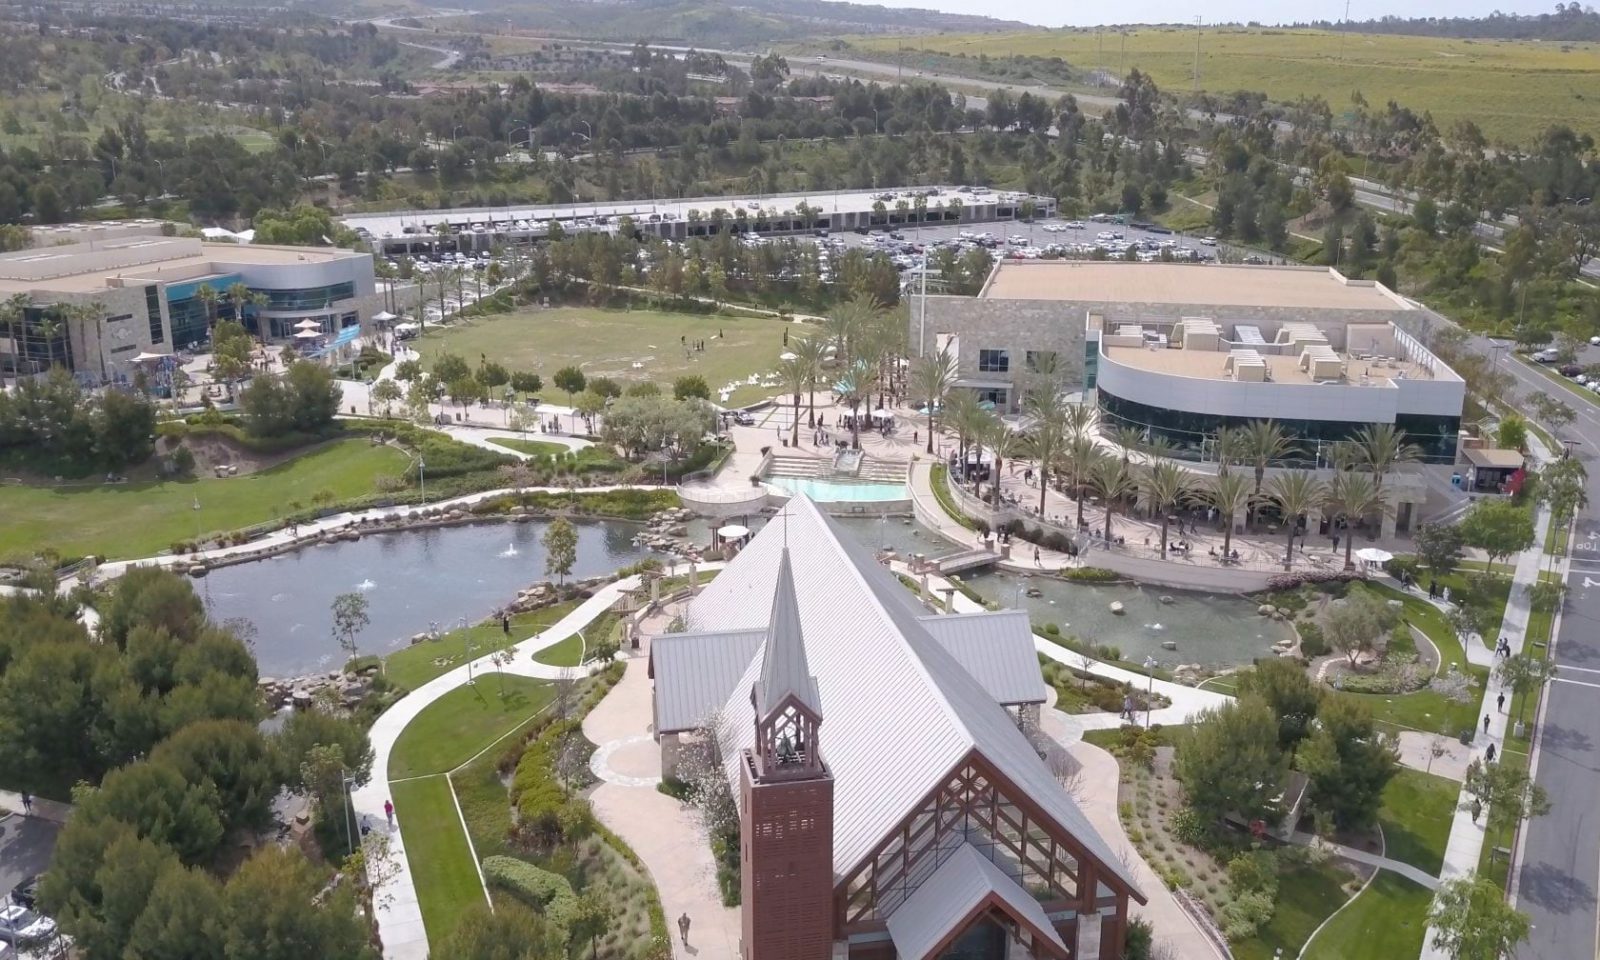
[532,631,587,667]
[0,440,406,561]
[1301,872,1432,960]
[412,306,793,405]
[1233,862,1357,960]
[388,676,555,780]
[390,776,488,947]
[1344,667,1488,739]
[486,437,573,457]
[1379,768,1459,876]
[383,601,579,691]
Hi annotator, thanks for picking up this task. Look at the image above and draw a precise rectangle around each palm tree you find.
[1212,425,1247,477]
[195,283,220,335]
[1326,470,1387,570]
[0,293,30,384]
[792,335,828,428]
[1265,472,1326,570]
[778,357,807,447]
[1137,461,1192,557]
[1348,423,1422,506]
[911,343,957,453]
[1111,422,1148,464]
[832,359,877,451]
[1206,472,1254,560]
[944,390,981,466]
[1088,455,1137,541]
[968,408,998,502]
[985,418,1026,508]
[1241,420,1298,526]
[1063,431,1100,528]
[1025,390,1071,514]
[34,308,64,371]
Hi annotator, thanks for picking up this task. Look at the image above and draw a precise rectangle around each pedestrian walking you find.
[501,614,511,638]
[1487,743,1498,763]
[1471,799,1482,823]
[678,913,691,947]
[1034,546,1041,566]
[1121,694,1135,722]
[1332,534,1341,551]
[20,791,32,815]
[1483,714,1491,733]
[1497,692,1506,713]
[384,798,395,828]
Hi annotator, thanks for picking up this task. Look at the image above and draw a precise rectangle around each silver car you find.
[0,904,54,946]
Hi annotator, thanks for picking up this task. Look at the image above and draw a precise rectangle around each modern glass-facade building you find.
[0,228,378,382]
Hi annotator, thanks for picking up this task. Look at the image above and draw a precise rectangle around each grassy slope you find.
[384,601,579,691]
[388,676,555,780]
[411,307,791,405]
[1234,862,1355,960]
[485,437,573,457]
[0,440,406,560]
[1379,767,1459,876]
[389,776,487,947]
[1301,871,1432,960]
[854,28,1600,143]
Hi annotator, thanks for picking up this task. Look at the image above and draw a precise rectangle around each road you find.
[1416,314,1600,959]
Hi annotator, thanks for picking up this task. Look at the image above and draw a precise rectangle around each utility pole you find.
[1339,0,1352,64]
[1193,17,1202,95]
[1120,30,1126,79]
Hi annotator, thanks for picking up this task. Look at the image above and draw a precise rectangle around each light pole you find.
[418,457,426,501]
[1143,656,1158,727]
[341,769,358,857]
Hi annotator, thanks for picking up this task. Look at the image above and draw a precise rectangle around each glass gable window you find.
[144,285,164,344]
[978,349,1010,373]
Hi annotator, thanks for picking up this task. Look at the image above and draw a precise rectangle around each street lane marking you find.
[1558,665,1600,676]
[1552,677,1600,690]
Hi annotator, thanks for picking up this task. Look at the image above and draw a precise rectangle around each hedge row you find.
[481,855,578,933]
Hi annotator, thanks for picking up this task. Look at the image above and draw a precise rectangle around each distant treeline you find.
[1298,3,1600,41]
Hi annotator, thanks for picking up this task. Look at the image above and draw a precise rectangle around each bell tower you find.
[740,548,835,960]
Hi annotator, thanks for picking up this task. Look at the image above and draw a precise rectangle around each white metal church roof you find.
[687,496,1139,891]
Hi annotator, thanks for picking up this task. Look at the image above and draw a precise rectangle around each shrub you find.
[1297,621,1328,657]
[1170,807,1208,847]
[482,856,578,933]
[1043,623,1061,636]
[1264,570,1363,592]
[1065,566,1120,583]
[1220,890,1276,941]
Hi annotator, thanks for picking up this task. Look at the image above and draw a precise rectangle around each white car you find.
[1590,336,1600,346]
[1200,236,1218,246]
[1066,221,1085,230]
[0,905,55,946]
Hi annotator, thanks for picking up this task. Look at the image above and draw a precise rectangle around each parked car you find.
[7,878,38,911]
[0,904,55,946]
[1533,349,1559,363]
[732,411,755,426]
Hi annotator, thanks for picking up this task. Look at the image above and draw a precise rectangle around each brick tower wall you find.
[740,758,836,960]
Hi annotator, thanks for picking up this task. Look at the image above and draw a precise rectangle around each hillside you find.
[849,27,1600,144]
[437,0,1024,46]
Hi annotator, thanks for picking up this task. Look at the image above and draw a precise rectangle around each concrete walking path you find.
[1286,831,1442,891]
[1418,455,1556,956]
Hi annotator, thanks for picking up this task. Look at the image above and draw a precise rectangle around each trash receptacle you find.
[1458,728,1474,746]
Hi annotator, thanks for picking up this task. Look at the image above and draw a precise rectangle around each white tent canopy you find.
[129,351,170,363]
[371,310,398,323]
[294,319,323,330]
[293,329,322,340]
[1355,547,1393,564]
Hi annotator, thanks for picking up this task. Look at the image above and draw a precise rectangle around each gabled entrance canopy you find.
[885,844,1069,960]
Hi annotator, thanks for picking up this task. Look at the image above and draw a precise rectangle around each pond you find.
[834,516,1294,669]
[199,519,659,677]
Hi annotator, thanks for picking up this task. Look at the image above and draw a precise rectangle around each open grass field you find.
[854,28,1600,143]
[485,437,571,457]
[389,776,487,948]
[389,675,556,780]
[1378,767,1459,876]
[0,439,407,561]
[1301,871,1432,960]
[412,306,793,406]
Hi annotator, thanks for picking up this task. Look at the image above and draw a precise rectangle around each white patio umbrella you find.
[779,351,797,361]
[371,310,398,323]
[294,319,322,330]
[716,524,751,540]
[130,351,170,363]
[1355,547,1393,564]
[293,329,322,340]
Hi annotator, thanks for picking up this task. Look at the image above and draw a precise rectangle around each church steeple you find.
[751,548,823,776]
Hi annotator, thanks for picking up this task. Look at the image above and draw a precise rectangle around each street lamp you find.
[341,769,359,858]
[417,457,426,501]
[1143,656,1158,727]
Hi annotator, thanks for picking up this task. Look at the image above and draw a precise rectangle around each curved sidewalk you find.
[352,576,645,960]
